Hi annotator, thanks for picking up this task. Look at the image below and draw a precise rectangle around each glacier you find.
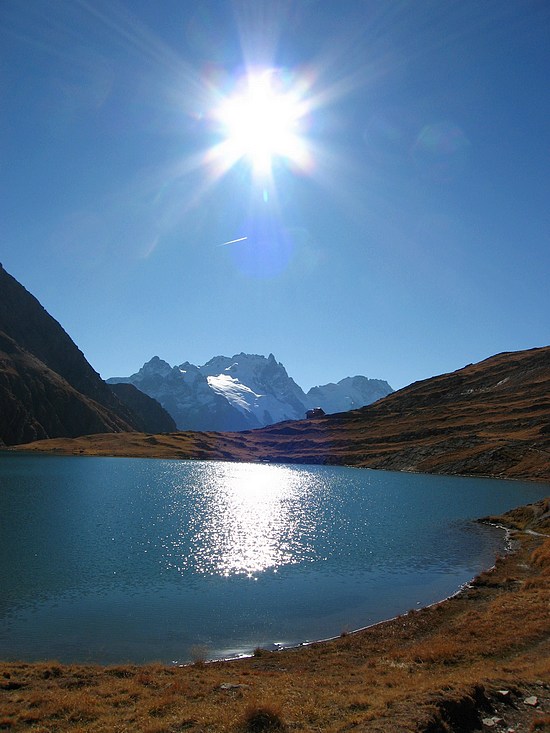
[107,353,393,432]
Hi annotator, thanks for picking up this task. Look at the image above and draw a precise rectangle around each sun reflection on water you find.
[162,462,323,578]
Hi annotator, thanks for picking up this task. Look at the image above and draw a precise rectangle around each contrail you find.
[218,236,248,246]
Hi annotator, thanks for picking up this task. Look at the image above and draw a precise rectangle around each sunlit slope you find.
[18,346,550,483]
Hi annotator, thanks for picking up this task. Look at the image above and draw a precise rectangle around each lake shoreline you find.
[4,455,536,668]
[7,438,550,489]
[214,519,513,666]
[10,388,550,503]
[1,493,548,731]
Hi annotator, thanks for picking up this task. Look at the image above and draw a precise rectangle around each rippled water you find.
[0,453,547,664]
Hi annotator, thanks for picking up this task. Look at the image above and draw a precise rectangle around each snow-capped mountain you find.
[107,353,393,432]
[108,356,251,432]
[307,376,393,415]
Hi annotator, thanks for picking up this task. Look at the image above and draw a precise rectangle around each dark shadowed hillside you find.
[0,330,134,444]
[0,264,174,444]
[0,265,122,408]
[109,383,176,433]
[20,346,550,483]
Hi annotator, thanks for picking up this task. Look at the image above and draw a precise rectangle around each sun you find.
[214,69,310,176]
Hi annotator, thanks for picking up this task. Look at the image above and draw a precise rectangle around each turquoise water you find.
[0,453,547,664]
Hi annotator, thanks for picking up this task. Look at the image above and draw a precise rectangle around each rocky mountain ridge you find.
[107,353,393,431]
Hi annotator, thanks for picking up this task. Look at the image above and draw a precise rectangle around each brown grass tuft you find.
[530,716,550,731]
[190,644,208,665]
[241,704,286,731]
[531,537,550,567]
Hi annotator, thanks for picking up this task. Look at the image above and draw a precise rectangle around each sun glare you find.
[214,69,310,176]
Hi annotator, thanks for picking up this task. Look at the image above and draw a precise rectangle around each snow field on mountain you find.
[107,353,393,431]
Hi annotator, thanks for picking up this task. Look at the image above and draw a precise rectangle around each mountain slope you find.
[108,383,177,434]
[0,264,173,444]
[0,264,123,411]
[25,346,550,483]
[243,345,550,481]
[0,330,132,444]
[108,353,393,430]
[108,356,253,432]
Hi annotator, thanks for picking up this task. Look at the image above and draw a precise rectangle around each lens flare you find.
[213,68,312,177]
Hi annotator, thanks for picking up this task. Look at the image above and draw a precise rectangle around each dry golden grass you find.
[0,506,548,733]
[532,536,550,567]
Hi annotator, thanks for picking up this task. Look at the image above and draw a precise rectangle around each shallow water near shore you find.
[0,453,547,664]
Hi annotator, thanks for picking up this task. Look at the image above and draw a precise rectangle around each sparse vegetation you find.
[189,645,208,666]
[531,537,550,567]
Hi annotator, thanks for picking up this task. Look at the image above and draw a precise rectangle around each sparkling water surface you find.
[0,453,547,664]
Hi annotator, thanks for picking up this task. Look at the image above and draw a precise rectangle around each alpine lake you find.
[0,452,548,665]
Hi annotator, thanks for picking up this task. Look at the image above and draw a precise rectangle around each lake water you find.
[0,453,548,665]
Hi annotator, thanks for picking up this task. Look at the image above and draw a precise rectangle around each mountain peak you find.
[142,356,172,372]
[109,353,393,431]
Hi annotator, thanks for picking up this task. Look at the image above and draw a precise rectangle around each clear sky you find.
[1,0,549,392]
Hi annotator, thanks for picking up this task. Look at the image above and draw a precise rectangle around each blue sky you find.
[1,0,549,391]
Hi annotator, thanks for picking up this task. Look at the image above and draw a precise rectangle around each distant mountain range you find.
[0,263,175,445]
[107,354,393,431]
[38,345,550,484]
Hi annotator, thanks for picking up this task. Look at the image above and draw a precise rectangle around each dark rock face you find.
[108,383,176,434]
[0,264,174,444]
